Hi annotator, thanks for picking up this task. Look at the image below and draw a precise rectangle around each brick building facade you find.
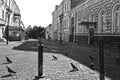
[75,0,120,44]
[52,0,120,45]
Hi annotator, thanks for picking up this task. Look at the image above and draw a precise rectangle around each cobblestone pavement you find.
[0,41,111,80]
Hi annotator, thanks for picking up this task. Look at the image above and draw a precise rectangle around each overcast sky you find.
[15,0,62,28]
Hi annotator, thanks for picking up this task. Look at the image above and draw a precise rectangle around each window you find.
[2,10,4,20]
[89,14,98,33]
[99,10,106,33]
[13,17,18,22]
[47,31,49,33]
[112,4,120,33]
[89,14,95,22]
[78,23,83,33]
[6,0,7,4]
[2,28,4,34]
[101,11,106,32]
[64,4,66,12]
[114,5,120,32]
[83,17,88,33]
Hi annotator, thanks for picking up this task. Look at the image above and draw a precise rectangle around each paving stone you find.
[0,40,112,80]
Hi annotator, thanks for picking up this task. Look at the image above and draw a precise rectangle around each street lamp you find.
[6,8,12,45]
[59,13,64,45]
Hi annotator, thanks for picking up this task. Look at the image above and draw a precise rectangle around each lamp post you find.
[99,36,104,80]
[6,8,12,45]
[59,14,64,45]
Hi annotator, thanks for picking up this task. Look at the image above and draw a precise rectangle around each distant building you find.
[51,4,60,41]
[51,0,81,42]
[45,24,52,40]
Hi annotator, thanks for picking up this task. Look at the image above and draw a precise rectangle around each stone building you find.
[52,5,60,40]
[45,24,52,40]
[51,0,77,42]
[0,0,9,40]
[0,0,24,41]
[74,0,120,44]
[51,0,120,45]
[62,0,71,42]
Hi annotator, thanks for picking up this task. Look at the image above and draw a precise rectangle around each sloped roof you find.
[14,13,21,17]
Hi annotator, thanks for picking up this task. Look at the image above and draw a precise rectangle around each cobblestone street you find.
[1,0,120,79]
[0,40,111,80]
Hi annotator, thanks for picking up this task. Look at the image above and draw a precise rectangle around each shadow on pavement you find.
[12,40,120,80]
[0,74,13,78]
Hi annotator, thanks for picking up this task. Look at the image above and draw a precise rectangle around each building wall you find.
[0,0,22,41]
[45,26,49,40]
[45,24,52,40]
[9,0,20,27]
[74,0,120,44]
[0,0,8,39]
[51,0,120,44]
[52,2,63,40]
[62,0,71,42]
[51,0,71,42]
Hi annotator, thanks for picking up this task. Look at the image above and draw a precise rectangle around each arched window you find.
[101,11,106,32]
[83,16,88,33]
[89,14,96,33]
[98,10,106,33]
[89,14,95,22]
[114,5,120,32]
[71,17,74,35]
[77,18,82,33]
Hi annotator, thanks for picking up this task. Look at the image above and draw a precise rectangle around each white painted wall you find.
[0,27,2,39]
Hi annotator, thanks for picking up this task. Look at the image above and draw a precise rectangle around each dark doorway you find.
[80,21,97,45]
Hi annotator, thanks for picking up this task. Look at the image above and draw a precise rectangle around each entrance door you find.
[88,28,94,44]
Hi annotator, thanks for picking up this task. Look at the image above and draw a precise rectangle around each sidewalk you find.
[0,39,112,80]
[0,41,22,45]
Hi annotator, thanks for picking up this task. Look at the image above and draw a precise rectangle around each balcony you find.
[13,13,21,18]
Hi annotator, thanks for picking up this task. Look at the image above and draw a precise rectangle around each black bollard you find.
[99,37,104,80]
[38,44,43,76]
[35,39,44,79]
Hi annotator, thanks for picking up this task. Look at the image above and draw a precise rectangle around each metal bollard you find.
[38,44,43,76]
[99,37,104,80]
[35,40,44,79]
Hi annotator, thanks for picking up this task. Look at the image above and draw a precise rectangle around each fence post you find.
[99,37,105,80]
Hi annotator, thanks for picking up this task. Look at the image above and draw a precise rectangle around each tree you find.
[25,25,45,39]
[25,25,33,38]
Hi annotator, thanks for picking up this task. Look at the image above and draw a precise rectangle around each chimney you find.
[55,5,58,10]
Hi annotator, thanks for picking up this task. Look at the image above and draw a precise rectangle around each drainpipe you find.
[6,0,12,45]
